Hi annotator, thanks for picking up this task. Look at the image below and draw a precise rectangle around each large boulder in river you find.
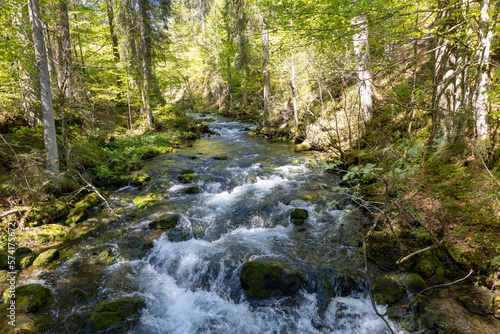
[3,283,51,312]
[90,297,145,331]
[149,214,179,229]
[290,208,308,225]
[240,260,302,299]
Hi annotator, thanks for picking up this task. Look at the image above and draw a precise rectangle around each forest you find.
[1,0,500,332]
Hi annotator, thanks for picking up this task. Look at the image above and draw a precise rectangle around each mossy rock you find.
[240,260,302,299]
[445,242,488,272]
[90,297,145,331]
[182,186,200,194]
[30,224,70,243]
[459,296,490,316]
[27,199,68,226]
[178,173,196,184]
[3,283,51,312]
[295,142,312,152]
[372,275,405,306]
[493,296,500,319]
[132,193,158,208]
[204,118,215,122]
[75,193,102,209]
[97,248,115,263]
[214,155,228,160]
[131,173,151,186]
[290,208,309,225]
[0,250,8,269]
[65,207,88,225]
[185,132,199,140]
[18,253,37,269]
[415,257,439,278]
[248,129,259,136]
[403,273,428,294]
[33,249,60,266]
[141,149,160,160]
[14,247,32,257]
[365,231,404,268]
[149,214,179,229]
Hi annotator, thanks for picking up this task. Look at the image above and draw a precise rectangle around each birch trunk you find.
[106,0,121,86]
[473,0,492,140]
[28,0,60,177]
[290,19,299,130]
[198,0,206,43]
[351,13,373,124]
[260,12,270,114]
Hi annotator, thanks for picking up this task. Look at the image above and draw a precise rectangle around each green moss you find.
[3,283,51,312]
[18,253,37,269]
[148,214,179,229]
[445,242,488,272]
[403,273,427,294]
[178,173,196,184]
[182,186,200,194]
[90,297,145,331]
[30,224,69,243]
[295,142,312,152]
[132,192,158,208]
[14,247,32,257]
[180,169,195,175]
[33,249,59,266]
[214,155,228,160]
[0,251,7,269]
[65,207,88,225]
[372,275,405,306]
[290,208,309,225]
[131,173,151,186]
[27,199,68,226]
[75,193,102,209]
[240,261,302,299]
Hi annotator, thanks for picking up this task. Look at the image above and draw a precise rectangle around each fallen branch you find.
[0,207,28,219]
[396,245,437,265]
[479,155,500,187]
[74,170,120,218]
[419,269,474,295]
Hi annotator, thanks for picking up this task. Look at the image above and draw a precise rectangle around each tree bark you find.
[290,19,299,131]
[351,13,373,124]
[58,0,73,102]
[28,0,60,177]
[106,0,121,86]
[260,11,270,114]
[198,0,206,43]
[473,0,493,140]
[138,0,154,128]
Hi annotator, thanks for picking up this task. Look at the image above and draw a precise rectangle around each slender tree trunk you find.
[473,0,493,140]
[106,0,121,86]
[351,13,373,124]
[58,0,73,102]
[28,0,60,177]
[290,19,299,131]
[432,2,457,141]
[198,0,206,43]
[138,0,154,128]
[260,11,270,114]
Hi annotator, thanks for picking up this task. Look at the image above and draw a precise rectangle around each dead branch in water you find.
[74,170,120,218]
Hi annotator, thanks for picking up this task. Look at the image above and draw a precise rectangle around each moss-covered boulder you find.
[403,273,428,294]
[445,242,488,272]
[18,253,37,269]
[97,248,115,263]
[240,260,302,299]
[132,192,158,208]
[180,169,195,174]
[65,207,88,225]
[178,173,196,184]
[33,249,60,266]
[0,250,8,269]
[14,247,32,257]
[27,199,68,227]
[372,275,405,306]
[494,296,500,319]
[90,297,145,331]
[29,224,69,243]
[113,161,145,173]
[131,173,151,186]
[290,208,309,225]
[149,214,179,229]
[75,193,102,209]
[458,296,490,316]
[214,155,228,160]
[365,231,403,269]
[295,141,312,152]
[3,283,51,312]
[182,186,200,194]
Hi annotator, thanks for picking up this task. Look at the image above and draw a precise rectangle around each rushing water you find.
[33,117,406,333]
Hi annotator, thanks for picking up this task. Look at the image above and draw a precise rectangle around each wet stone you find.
[290,208,308,225]
[33,249,60,267]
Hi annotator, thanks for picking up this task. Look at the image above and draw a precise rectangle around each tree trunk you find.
[198,0,206,43]
[58,0,73,103]
[138,0,154,129]
[473,0,493,140]
[351,13,373,124]
[432,2,457,141]
[290,19,299,131]
[28,0,60,177]
[260,12,270,114]
[106,0,121,86]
